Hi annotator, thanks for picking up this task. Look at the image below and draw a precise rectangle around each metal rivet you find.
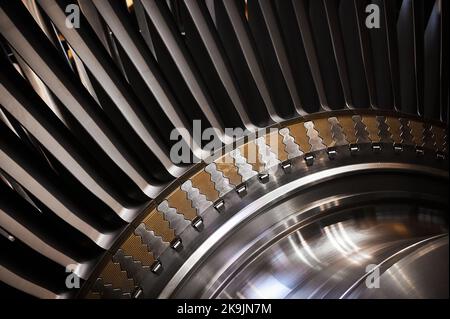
[327,148,337,160]
[236,183,247,197]
[213,199,225,212]
[151,260,163,274]
[349,144,359,155]
[304,154,314,166]
[192,216,204,231]
[281,161,292,173]
[258,173,269,183]
[416,146,425,156]
[393,143,403,153]
[170,238,183,251]
[132,288,143,299]
[372,143,382,153]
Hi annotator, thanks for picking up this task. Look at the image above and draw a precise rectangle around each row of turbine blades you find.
[0,0,448,298]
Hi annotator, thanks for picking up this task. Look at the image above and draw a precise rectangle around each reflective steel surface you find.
[0,0,448,299]
[169,195,448,299]
[215,207,448,299]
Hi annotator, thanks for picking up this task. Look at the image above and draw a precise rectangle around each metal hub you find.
[0,0,448,299]
[81,111,448,299]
